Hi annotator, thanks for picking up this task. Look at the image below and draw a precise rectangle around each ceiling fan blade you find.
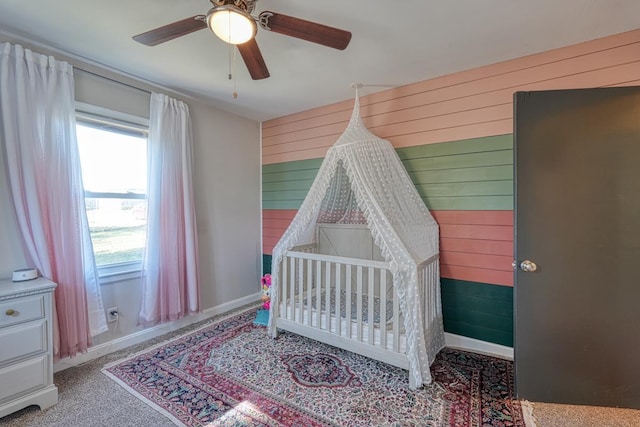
[259,11,352,50]
[237,39,270,80]
[133,16,207,46]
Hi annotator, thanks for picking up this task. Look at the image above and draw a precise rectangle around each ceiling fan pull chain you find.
[232,46,238,99]
[228,34,233,81]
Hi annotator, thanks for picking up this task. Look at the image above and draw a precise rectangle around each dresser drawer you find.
[0,354,49,404]
[0,294,45,328]
[0,319,47,366]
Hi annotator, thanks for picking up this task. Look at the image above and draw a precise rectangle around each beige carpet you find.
[526,401,640,427]
[2,305,639,426]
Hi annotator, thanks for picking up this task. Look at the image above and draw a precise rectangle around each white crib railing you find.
[273,244,442,388]
[274,247,411,369]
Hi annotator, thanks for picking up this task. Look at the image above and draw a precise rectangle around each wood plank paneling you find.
[262,235,280,252]
[441,278,513,346]
[422,196,514,211]
[263,30,640,131]
[263,135,514,211]
[263,208,515,285]
[262,209,296,253]
[263,30,640,164]
[261,30,640,343]
[261,158,323,173]
[441,265,513,287]
[440,252,512,272]
[437,210,514,286]
[432,210,513,225]
[441,238,512,256]
[440,224,512,241]
[262,158,322,211]
[402,150,512,172]
[400,134,514,211]
[396,134,513,158]
[262,209,297,220]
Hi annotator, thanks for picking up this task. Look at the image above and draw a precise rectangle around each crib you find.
[270,224,443,388]
[268,94,445,387]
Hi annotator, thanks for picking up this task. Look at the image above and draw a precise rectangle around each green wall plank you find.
[407,165,513,185]
[262,189,310,201]
[441,278,513,347]
[263,200,303,210]
[415,180,512,197]
[396,134,513,159]
[443,320,513,348]
[262,179,315,192]
[441,277,513,301]
[423,195,513,210]
[402,150,513,172]
[262,169,320,183]
[263,254,272,275]
[262,135,515,211]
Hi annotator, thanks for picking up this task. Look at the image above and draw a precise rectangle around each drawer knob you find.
[5,309,16,316]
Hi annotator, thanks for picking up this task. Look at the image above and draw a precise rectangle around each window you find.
[76,103,149,282]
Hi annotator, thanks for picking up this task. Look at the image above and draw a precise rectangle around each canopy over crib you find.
[269,89,444,387]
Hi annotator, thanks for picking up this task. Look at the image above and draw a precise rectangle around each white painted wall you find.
[0,35,262,346]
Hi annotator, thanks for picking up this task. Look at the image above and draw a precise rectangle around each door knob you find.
[520,260,537,272]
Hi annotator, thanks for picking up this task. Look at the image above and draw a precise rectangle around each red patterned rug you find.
[103,309,526,426]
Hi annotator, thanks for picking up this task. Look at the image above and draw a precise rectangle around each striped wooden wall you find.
[263,29,640,164]
[263,134,515,285]
[262,29,640,346]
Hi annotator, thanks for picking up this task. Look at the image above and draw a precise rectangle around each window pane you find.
[77,122,147,268]
[77,124,147,193]
[86,198,146,266]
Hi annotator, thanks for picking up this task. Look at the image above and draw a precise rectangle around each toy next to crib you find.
[254,274,272,326]
[261,274,271,310]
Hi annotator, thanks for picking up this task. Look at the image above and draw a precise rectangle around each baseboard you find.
[54,292,261,373]
[445,332,514,360]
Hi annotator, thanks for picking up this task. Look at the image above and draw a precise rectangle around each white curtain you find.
[140,93,199,324]
[0,42,107,358]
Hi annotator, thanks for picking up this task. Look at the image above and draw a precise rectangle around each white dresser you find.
[0,277,58,418]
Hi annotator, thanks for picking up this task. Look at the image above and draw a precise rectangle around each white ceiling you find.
[1,0,639,121]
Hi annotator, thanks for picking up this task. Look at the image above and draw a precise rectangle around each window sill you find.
[98,261,144,285]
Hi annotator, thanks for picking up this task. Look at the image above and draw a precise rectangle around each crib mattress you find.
[279,302,407,353]
[305,289,397,325]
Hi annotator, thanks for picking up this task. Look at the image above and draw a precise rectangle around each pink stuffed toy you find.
[260,274,271,310]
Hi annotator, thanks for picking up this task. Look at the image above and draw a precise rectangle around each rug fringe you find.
[521,400,538,427]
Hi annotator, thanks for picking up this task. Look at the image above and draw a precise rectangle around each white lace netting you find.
[268,92,445,388]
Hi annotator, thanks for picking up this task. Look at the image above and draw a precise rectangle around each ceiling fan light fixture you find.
[207,5,257,45]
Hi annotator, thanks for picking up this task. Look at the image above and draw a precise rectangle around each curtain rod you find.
[74,67,152,96]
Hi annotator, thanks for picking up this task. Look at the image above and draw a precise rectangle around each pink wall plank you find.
[440,224,513,241]
[262,210,297,221]
[441,264,513,287]
[441,238,513,257]
[263,31,640,165]
[263,29,640,131]
[440,251,513,272]
[432,210,513,225]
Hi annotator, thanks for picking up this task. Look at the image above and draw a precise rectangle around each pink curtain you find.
[139,93,199,324]
[0,43,107,358]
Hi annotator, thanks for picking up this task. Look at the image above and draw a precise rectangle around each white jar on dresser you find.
[0,277,58,418]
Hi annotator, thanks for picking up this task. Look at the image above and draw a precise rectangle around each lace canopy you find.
[269,91,444,387]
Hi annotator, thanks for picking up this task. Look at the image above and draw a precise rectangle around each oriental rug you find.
[102,309,526,426]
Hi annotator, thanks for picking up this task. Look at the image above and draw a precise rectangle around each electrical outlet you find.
[107,307,119,323]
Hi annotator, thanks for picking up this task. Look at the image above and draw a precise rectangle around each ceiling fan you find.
[132,0,352,80]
